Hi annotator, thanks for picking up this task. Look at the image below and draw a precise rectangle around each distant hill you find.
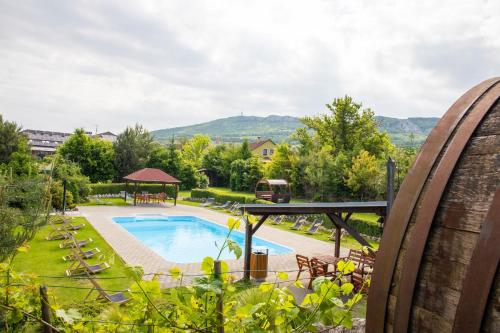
[152,115,439,147]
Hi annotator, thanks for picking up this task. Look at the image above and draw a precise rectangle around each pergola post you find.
[386,157,396,218]
[243,215,269,280]
[162,183,166,202]
[124,181,128,202]
[134,182,138,206]
[174,184,178,206]
[243,217,253,280]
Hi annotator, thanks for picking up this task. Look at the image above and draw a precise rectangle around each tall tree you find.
[346,150,382,200]
[114,124,153,179]
[181,134,211,168]
[239,139,252,160]
[58,129,115,182]
[0,115,28,164]
[266,143,295,181]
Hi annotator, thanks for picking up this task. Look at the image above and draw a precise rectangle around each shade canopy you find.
[123,168,181,184]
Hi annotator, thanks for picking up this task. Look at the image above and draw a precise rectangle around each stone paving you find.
[77,203,349,287]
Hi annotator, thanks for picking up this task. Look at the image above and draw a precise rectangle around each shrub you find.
[50,181,75,210]
[90,183,176,197]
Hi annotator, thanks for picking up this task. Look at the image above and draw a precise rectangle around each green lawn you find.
[79,197,131,206]
[11,217,134,305]
[266,219,379,250]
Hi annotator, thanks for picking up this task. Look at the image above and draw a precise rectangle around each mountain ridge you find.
[152,115,439,146]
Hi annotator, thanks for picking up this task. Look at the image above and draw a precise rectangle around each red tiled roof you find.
[249,139,275,150]
[123,168,181,183]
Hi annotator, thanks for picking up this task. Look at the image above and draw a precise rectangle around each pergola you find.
[239,201,387,280]
[123,168,181,206]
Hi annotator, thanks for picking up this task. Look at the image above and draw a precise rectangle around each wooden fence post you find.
[386,157,395,218]
[40,285,53,333]
[214,260,224,333]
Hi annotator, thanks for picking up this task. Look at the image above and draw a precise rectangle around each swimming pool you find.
[112,215,293,263]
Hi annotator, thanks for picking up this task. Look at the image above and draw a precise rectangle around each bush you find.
[51,181,75,210]
[90,183,176,197]
[349,218,382,237]
[191,188,270,204]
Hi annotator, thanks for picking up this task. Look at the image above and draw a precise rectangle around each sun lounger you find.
[290,217,307,230]
[66,252,110,276]
[59,237,93,249]
[213,201,232,209]
[46,230,74,241]
[84,273,130,304]
[49,215,71,224]
[200,198,215,207]
[62,235,100,261]
[305,219,323,234]
[270,215,284,225]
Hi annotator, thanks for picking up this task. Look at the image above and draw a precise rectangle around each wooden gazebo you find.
[123,168,181,206]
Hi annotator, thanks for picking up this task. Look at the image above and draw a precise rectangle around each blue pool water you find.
[112,215,293,263]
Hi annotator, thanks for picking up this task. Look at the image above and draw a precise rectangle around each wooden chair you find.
[310,257,336,278]
[295,254,315,288]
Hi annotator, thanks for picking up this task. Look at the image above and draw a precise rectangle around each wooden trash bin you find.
[250,248,268,281]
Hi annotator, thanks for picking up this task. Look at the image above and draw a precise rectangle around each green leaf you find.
[275,315,285,326]
[169,267,182,280]
[247,215,257,225]
[55,308,81,324]
[227,240,242,259]
[277,271,288,281]
[17,246,28,253]
[201,256,214,275]
[340,282,354,295]
[227,217,241,230]
[258,283,273,292]
[293,280,304,289]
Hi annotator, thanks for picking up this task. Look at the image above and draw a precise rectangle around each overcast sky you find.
[1,1,499,134]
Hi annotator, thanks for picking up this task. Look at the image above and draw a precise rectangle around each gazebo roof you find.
[123,168,181,184]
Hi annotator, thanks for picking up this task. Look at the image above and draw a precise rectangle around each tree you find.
[0,115,27,164]
[46,155,91,204]
[229,157,263,192]
[266,143,295,181]
[57,129,115,182]
[301,96,392,157]
[114,124,153,179]
[181,135,211,168]
[346,150,382,200]
[239,139,252,160]
[0,174,50,262]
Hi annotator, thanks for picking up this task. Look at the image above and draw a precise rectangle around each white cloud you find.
[0,0,499,133]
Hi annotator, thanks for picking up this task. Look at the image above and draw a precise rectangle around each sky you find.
[1,0,499,134]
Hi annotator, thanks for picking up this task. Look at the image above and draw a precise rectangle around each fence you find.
[0,262,361,333]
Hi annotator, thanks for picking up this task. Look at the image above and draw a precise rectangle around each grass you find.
[11,217,135,305]
[79,197,131,206]
[266,218,379,250]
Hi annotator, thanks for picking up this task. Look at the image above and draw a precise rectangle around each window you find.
[263,148,268,156]
[270,149,274,155]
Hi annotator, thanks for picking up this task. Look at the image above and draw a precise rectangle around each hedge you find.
[90,183,176,197]
[191,189,271,204]
[348,218,383,237]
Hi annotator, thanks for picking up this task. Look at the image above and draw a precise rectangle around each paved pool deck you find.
[77,203,348,287]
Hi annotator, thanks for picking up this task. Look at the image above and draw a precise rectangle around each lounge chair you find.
[66,253,111,276]
[84,272,130,304]
[49,215,71,224]
[295,254,315,289]
[62,235,100,261]
[213,201,232,209]
[228,202,241,213]
[46,229,74,241]
[290,217,307,230]
[271,215,284,225]
[305,219,323,234]
[200,198,215,207]
[59,237,93,249]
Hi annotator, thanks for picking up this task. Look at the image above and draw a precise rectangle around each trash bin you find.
[250,247,268,281]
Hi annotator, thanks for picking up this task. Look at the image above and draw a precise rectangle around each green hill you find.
[152,115,439,147]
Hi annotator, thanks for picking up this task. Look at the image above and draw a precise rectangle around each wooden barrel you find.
[250,251,268,280]
[366,78,500,332]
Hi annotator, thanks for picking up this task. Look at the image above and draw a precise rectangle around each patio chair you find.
[62,235,100,261]
[49,215,71,225]
[59,237,93,249]
[49,218,85,231]
[84,272,130,304]
[305,219,323,234]
[46,228,74,241]
[290,217,307,230]
[200,198,215,207]
[229,202,241,213]
[295,254,315,289]
[66,252,111,276]
[213,201,232,209]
